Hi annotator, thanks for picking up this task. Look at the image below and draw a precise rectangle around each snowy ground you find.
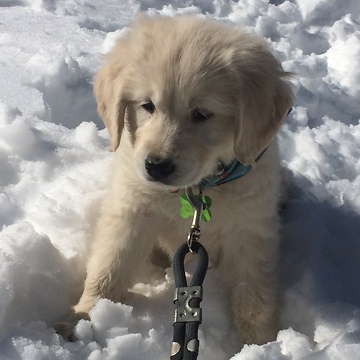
[1,0,360,359]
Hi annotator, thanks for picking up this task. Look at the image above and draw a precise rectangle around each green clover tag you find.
[201,195,212,222]
[179,193,212,222]
[180,193,194,219]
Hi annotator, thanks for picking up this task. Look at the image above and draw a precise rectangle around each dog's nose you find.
[145,156,176,182]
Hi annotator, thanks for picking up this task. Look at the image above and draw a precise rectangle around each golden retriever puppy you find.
[58,14,294,346]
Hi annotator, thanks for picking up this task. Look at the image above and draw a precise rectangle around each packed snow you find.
[1,0,360,359]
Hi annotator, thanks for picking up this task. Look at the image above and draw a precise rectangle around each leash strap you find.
[171,241,209,360]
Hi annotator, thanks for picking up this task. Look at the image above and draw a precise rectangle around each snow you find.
[0,0,360,358]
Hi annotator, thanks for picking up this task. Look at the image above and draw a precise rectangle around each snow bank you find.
[1,0,360,359]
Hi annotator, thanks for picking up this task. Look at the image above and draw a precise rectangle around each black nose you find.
[145,156,176,182]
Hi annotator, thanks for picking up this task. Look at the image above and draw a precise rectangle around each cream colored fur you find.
[56,15,294,346]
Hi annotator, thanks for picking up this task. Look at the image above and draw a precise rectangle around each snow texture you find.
[1,0,360,359]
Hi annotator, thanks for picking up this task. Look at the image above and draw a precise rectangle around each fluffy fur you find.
[56,15,294,346]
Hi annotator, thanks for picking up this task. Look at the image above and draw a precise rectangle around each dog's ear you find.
[94,62,128,151]
[233,43,294,165]
[94,15,154,151]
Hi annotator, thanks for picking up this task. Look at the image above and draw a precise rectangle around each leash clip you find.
[185,186,204,252]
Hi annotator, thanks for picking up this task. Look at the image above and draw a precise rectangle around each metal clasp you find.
[174,286,203,323]
[185,187,204,251]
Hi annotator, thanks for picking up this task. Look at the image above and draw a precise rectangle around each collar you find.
[200,148,267,188]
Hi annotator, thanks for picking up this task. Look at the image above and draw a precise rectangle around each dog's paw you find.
[52,311,90,342]
[239,312,279,345]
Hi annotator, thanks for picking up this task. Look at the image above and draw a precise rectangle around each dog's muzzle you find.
[145,155,176,182]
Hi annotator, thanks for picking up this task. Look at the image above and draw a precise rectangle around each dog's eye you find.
[141,101,155,114]
[191,108,213,122]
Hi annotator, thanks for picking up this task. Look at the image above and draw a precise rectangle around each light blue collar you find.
[200,149,267,188]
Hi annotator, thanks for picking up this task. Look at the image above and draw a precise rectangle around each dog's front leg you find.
[75,208,157,314]
[219,232,280,345]
[53,207,157,340]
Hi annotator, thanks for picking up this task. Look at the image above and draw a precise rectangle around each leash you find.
[171,187,209,360]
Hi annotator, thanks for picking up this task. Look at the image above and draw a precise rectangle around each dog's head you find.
[94,15,293,188]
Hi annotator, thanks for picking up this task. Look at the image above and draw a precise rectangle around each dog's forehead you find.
[149,78,234,116]
[128,18,243,112]
[146,50,238,113]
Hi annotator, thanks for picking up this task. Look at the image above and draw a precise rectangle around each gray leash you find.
[171,187,209,360]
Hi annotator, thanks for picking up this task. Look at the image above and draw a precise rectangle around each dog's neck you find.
[200,148,267,188]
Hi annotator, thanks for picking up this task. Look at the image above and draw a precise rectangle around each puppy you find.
[58,15,293,346]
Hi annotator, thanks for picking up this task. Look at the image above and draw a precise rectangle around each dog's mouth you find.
[143,155,227,188]
[144,155,192,188]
